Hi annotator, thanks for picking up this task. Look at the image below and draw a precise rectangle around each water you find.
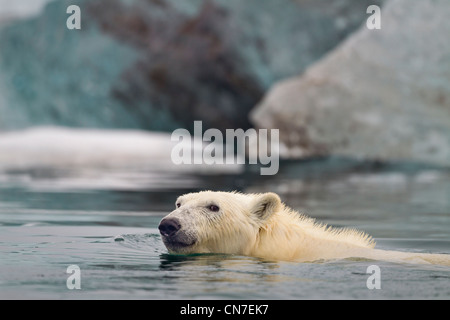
[0,159,449,299]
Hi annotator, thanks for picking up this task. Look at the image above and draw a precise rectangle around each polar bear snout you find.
[158,216,197,252]
[158,217,181,237]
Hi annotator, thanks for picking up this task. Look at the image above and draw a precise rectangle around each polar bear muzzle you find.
[158,217,197,252]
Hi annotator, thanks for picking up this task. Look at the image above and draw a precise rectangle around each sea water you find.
[0,157,449,300]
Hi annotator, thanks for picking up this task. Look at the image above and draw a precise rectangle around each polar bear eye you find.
[208,204,220,212]
[176,203,181,208]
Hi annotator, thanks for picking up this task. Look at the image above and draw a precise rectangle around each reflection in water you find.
[157,252,296,288]
[0,158,449,299]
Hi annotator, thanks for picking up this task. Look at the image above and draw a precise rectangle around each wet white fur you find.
[166,191,450,266]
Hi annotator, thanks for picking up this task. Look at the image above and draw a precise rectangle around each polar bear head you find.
[158,191,282,255]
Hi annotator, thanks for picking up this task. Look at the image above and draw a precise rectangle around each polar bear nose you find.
[158,218,181,237]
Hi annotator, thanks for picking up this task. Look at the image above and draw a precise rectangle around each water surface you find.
[1,160,449,299]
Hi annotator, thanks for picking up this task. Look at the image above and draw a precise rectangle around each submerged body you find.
[158,191,450,266]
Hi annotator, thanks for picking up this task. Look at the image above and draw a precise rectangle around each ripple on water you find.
[113,232,166,254]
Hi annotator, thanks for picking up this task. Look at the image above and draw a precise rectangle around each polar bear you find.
[158,191,450,265]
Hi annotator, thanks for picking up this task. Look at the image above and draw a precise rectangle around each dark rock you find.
[0,0,380,132]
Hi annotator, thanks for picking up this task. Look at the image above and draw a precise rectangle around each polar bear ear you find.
[250,192,281,221]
